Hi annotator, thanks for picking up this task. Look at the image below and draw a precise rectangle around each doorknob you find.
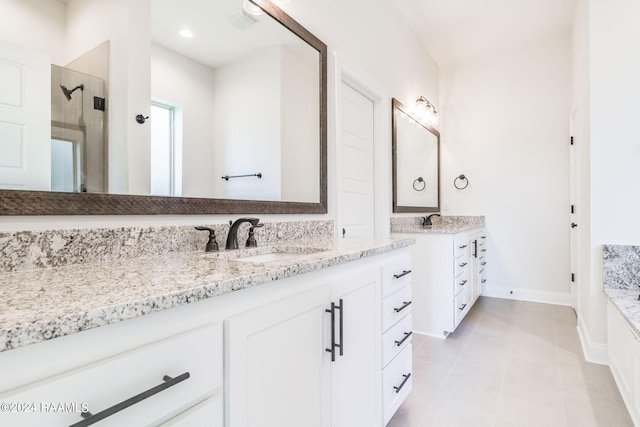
[571,223,578,228]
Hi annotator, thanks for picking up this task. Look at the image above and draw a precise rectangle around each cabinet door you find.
[329,268,380,427]
[225,286,331,427]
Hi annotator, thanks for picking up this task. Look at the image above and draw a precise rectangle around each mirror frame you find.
[392,97,440,213]
[0,0,327,215]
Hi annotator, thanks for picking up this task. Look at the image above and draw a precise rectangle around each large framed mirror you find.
[0,0,327,215]
[392,98,440,213]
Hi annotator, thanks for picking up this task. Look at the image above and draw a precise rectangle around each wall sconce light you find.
[414,96,439,127]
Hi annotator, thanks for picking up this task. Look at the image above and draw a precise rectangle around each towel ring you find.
[413,177,426,191]
[454,174,469,190]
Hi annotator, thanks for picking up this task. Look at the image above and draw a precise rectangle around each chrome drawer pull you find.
[459,262,467,268]
[481,236,486,239]
[481,279,487,284]
[393,373,412,394]
[459,244,467,249]
[394,331,413,347]
[69,372,190,427]
[393,270,412,279]
[458,303,467,311]
[479,269,484,274]
[394,301,412,313]
[459,280,467,287]
[481,262,487,266]
[481,249,487,252]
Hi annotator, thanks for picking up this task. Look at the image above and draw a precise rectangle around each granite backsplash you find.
[0,220,334,273]
[603,245,640,291]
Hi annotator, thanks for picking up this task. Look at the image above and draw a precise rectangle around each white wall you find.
[151,43,217,198]
[0,0,66,64]
[0,0,438,231]
[212,47,282,201]
[439,35,572,304]
[573,0,640,362]
[280,46,320,203]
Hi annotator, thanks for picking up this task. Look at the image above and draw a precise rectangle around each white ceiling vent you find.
[225,9,258,30]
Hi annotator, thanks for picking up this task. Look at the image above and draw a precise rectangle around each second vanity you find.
[392,216,487,338]
[0,230,414,426]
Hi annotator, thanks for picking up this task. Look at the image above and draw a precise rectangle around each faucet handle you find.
[195,227,219,252]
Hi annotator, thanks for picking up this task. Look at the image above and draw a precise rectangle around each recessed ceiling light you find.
[242,0,264,16]
[179,29,194,38]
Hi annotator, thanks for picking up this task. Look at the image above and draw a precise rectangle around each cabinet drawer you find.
[0,324,222,427]
[454,269,470,296]
[454,257,469,278]
[381,255,413,298]
[453,239,469,259]
[382,344,412,425]
[382,314,413,367]
[382,284,412,332]
[160,394,222,427]
[454,285,473,327]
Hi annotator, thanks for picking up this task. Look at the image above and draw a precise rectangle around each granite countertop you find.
[605,288,640,337]
[392,224,484,234]
[602,245,640,337]
[0,237,414,353]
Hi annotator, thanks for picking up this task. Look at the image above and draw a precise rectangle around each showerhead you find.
[60,84,84,101]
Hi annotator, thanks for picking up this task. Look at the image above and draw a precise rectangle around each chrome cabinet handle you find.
[459,280,467,287]
[481,262,487,266]
[325,299,344,361]
[459,303,467,311]
[69,372,190,427]
[393,270,412,279]
[394,331,413,347]
[459,262,467,268]
[394,301,412,313]
[481,279,487,284]
[393,373,412,393]
[481,249,487,252]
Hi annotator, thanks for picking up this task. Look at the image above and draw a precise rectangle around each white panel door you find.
[0,41,50,190]
[339,82,375,237]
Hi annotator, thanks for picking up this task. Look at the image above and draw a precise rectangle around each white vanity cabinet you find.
[380,254,413,425]
[607,301,640,425]
[474,231,488,297]
[0,324,223,427]
[395,228,485,338]
[225,264,382,427]
[0,244,413,427]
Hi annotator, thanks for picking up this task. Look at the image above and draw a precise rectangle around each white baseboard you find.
[482,286,573,306]
[577,315,609,365]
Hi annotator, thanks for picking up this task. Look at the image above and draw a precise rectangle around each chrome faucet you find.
[422,214,441,227]
[225,217,261,250]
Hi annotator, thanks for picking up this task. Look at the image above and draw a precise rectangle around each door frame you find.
[569,107,579,309]
[333,52,390,239]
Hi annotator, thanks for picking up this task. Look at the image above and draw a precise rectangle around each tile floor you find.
[388,297,634,427]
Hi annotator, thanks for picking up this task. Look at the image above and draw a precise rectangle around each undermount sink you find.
[233,252,303,263]
[200,246,329,263]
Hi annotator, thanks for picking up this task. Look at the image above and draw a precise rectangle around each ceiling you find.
[151,0,305,68]
[391,0,577,66]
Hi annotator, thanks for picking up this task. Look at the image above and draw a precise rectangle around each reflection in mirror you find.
[392,98,440,213]
[150,0,320,202]
[0,0,327,215]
